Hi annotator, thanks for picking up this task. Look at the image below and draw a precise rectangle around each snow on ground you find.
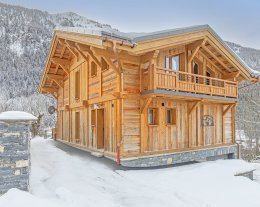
[1,137,260,207]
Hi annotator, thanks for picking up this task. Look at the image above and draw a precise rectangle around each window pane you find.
[165,56,170,69]
[148,109,154,124]
[171,55,179,70]
[167,110,171,124]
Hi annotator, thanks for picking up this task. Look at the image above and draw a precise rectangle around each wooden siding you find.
[51,39,237,160]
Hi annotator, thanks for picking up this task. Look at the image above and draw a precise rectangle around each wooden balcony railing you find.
[153,67,238,98]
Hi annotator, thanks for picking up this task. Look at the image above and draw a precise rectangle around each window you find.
[165,55,180,70]
[75,70,80,100]
[171,55,180,70]
[101,57,109,71]
[91,110,96,126]
[193,62,199,74]
[148,108,158,125]
[75,112,80,143]
[166,108,177,125]
[165,56,170,69]
[91,61,97,77]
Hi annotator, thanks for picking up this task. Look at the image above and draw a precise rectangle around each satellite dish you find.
[48,106,56,115]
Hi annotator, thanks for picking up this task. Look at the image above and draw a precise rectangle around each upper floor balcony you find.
[142,66,238,99]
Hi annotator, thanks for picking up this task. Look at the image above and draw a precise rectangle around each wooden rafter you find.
[202,45,232,72]
[198,51,224,75]
[46,74,64,88]
[188,39,206,63]
[51,57,69,75]
[222,71,240,80]
[42,87,58,93]
[141,50,160,63]
[46,74,64,80]
[77,44,101,67]
[64,40,79,58]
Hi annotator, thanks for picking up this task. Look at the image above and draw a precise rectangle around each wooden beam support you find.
[223,104,235,116]
[202,45,232,72]
[46,74,64,80]
[141,50,160,63]
[222,71,240,80]
[64,40,79,58]
[42,87,58,93]
[51,57,70,65]
[188,100,201,115]
[198,51,224,75]
[188,39,206,63]
[141,97,153,114]
[77,44,101,68]
[51,57,70,75]
[91,47,121,75]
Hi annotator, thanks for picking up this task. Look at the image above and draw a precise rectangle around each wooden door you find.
[97,109,104,149]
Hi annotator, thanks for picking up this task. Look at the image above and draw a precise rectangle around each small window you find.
[101,57,109,71]
[75,70,80,100]
[91,61,97,77]
[171,55,180,70]
[148,108,158,125]
[193,62,199,74]
[91,110,96,126]
[165,55,180,70]
[166,108,176,125]
[165,56,170,69]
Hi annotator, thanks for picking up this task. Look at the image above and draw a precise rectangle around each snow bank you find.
[1,137,260,207]
[0,188,62,207]
[0,111,37,122]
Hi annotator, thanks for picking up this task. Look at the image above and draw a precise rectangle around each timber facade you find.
[39,25,259,167]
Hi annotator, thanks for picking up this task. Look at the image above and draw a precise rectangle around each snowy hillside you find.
[0,3,118,127]
[1,137,260,207]
[0,2,259,135]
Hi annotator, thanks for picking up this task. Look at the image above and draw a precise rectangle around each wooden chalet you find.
[39,25,260,167]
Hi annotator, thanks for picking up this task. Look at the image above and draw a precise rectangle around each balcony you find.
[143,67,238,98]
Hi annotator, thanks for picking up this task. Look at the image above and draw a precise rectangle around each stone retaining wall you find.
[121,145,238,167]
[0,123,30,194]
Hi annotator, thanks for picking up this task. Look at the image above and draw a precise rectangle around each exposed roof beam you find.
[51,57,70,74]
[202,45,233,72]
[188,39,206,63]
[64,40,79,58]
[77,44,101,67]
[222,71,240,80]
[91,48,120,75]
[42,87,58,93]
[198,51,224,75]
[46,74,64,80]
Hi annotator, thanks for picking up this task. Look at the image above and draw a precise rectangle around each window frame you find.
[165,108,177,126]
[74,69,80,101]
[148,108,158,125]
[165,54,180,71]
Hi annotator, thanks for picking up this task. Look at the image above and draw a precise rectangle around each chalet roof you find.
[56,24,260,79]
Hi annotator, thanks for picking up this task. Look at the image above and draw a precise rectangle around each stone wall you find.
[121,145,238,167]
[0,123,30,194]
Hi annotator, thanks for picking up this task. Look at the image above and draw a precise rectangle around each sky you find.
[1,0,260,49]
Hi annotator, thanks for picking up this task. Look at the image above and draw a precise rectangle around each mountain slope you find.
[0,2,259,139]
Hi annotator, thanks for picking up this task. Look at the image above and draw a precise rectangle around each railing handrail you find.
[156,66,237,85]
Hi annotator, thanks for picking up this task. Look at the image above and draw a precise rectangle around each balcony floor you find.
[141,89,238,102]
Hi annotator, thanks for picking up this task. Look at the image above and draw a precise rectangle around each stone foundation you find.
[121,145,238,167]
[0,123,31,194]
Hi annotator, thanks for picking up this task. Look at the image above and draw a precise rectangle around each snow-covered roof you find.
[55,24,260,79]
[0,111,37,123]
